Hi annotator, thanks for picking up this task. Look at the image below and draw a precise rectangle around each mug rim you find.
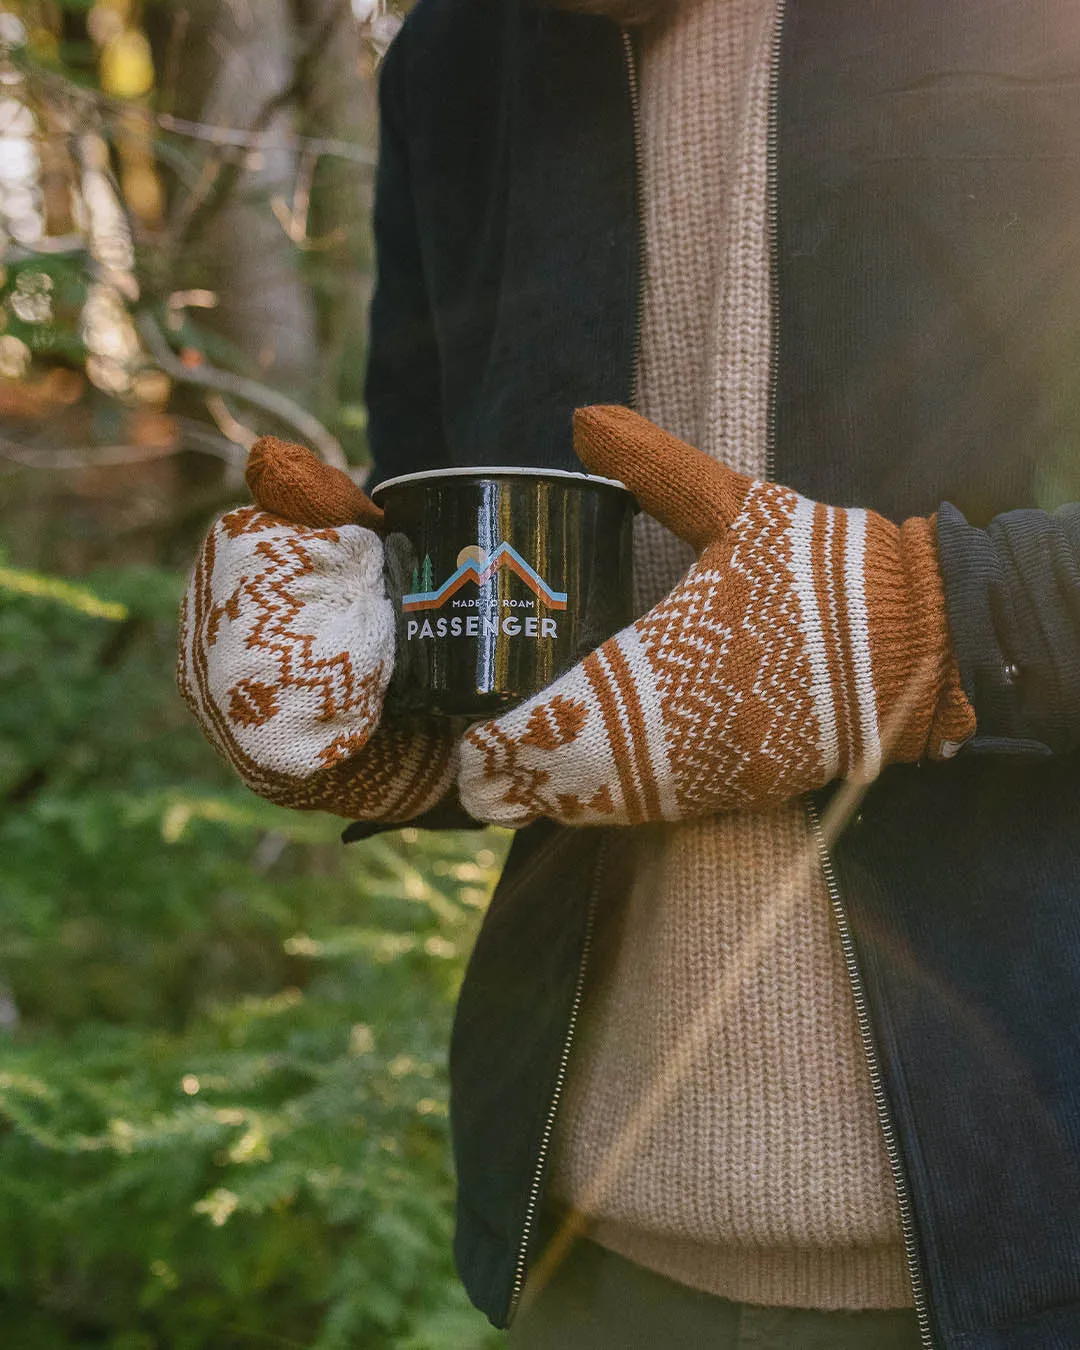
[371,465,630,496]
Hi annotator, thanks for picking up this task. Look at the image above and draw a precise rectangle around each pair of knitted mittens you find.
[177,438,457,822]
[458,406,976,827]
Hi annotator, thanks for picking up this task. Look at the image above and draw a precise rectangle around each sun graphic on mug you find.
[456,544,489,569]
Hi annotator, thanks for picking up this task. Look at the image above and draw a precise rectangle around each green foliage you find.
[0,255,89,365]
[0,559,508,1349]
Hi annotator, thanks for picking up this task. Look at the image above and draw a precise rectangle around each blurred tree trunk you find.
[141,0,376,546]
[155,0,320,401]
[292,0,376,454]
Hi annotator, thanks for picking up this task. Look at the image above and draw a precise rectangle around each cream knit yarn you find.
[552,811,913,1310]
[548,0,914,1310]
[177,440,459,822]
[179,508,395,782]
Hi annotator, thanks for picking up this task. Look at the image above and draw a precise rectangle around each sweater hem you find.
[589,1218,914,1311]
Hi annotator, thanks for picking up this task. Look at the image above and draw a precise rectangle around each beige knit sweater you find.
[549,0,913,1310]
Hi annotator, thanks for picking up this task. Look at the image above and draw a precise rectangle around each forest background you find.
[0,2,508,1346]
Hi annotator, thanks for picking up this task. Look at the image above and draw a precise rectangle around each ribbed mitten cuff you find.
[866,513,976,765]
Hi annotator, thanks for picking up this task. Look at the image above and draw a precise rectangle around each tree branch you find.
[16,57,376,166]
[136,312,348,468]
[166,0,358,253]
[0,425,244,471]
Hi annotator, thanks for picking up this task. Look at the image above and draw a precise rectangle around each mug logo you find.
[402,543,567,613]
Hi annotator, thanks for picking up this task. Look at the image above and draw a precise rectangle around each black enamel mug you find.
[372,467,636,719]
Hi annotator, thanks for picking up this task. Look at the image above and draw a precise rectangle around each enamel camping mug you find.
[372,467,636,719]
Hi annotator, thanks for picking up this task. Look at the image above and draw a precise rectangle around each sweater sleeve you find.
[937,501,1080,757]
[363,18,447,486]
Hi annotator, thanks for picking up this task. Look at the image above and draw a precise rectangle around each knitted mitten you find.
[459,406,976,827]
[177,437,458,821]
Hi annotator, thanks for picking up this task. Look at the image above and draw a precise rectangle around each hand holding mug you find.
[177,438,458,822]
[458,407,975,827]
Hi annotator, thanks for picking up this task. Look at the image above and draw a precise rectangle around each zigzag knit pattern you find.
[459,407,976,827]
[177,441,458,822]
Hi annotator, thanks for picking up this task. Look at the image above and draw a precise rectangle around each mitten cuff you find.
[925,652,978,761]
[865,513,975,766]
[267,721,460,822]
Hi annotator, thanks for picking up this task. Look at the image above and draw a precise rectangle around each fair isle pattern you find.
[462,694,616,822]
[462,628,679,826]
[637,483,821,815]
[786,495,881,785]
[186,507,393,780]
[178,507,457,821]
[580,626,680,822]
[210,508,386,754]
[459,455,971,829]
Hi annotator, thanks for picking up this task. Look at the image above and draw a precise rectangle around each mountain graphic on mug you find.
[402,543,568,613]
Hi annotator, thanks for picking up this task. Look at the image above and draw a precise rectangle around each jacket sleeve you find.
[345,24,483,841]
[363,20,447,485]
[937,502,1080,757]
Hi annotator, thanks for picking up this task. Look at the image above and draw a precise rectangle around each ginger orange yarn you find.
[245,436,384,531]
[459,406,975,826]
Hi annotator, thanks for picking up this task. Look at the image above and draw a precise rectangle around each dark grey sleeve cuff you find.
[341,790,483,844]
[937,501,1080,757]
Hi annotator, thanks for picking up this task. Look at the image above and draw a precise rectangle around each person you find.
[178,0,1080,1346]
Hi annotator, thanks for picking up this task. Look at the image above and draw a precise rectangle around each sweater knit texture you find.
[548,0,913,1310]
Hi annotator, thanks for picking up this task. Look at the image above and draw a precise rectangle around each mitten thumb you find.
[246,435,384,531]
[573,405,752,552]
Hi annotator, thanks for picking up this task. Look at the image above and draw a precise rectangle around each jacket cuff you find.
[937,502,1063,756]
[341,789,484,843]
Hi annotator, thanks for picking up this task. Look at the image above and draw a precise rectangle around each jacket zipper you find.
[506,838,607,1322]
[805,800,935,1350]
[508,18,932,1341]
[621,28,645,410]
[508,34,639,1322]
[773,0,931,1332]
[764,0,785,484]
[507,38,641,1320]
